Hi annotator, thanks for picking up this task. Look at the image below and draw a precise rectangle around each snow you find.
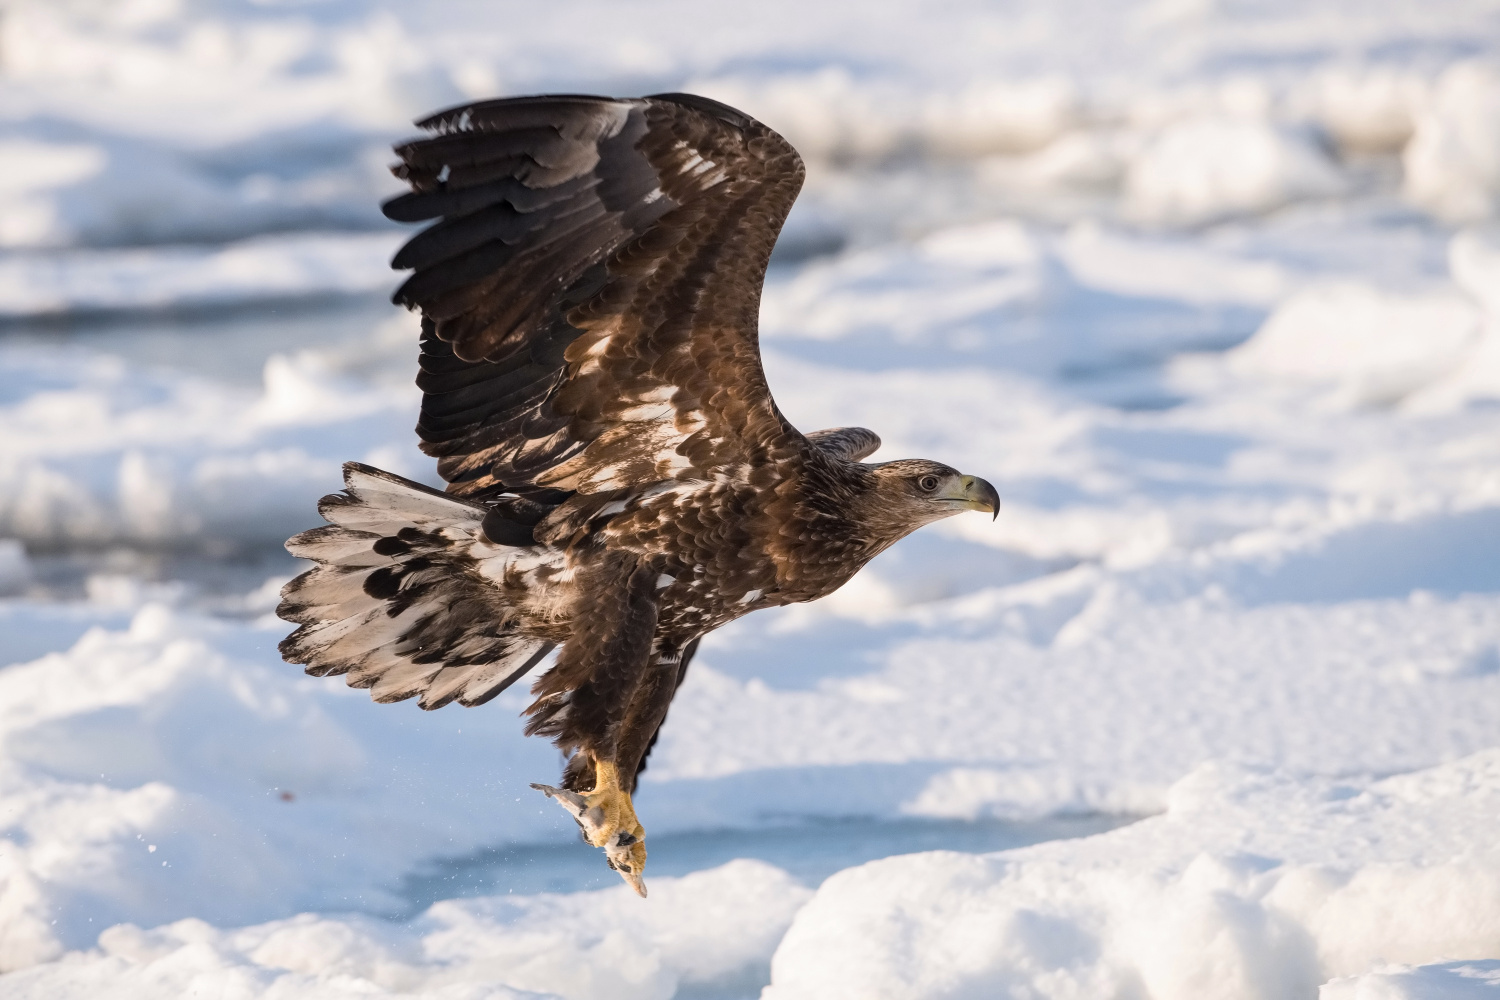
[1405,63,1500,222]
[1124,117,1344,226]
[0,130,394,249]
[0,232,403,318]
[1426,227,1500,411]
[764,752,1500,1000]
[1226,282,1481,407]
[0,315,429,548]
[660,582,1500,801]
[1308,66,1428,155]
[4,0,1500,996]
[0,859,806,1000]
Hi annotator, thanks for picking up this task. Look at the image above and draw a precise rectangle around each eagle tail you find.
[277,462,554,709]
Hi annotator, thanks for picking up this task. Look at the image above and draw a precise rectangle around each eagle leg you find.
[532,756,648,897]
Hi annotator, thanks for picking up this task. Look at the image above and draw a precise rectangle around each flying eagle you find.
[277,92,999,896]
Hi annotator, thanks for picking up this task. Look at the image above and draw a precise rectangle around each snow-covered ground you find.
[3,1,1500,997]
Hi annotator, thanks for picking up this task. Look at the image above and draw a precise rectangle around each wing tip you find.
[412,92,632,132]
[645,92,756,130]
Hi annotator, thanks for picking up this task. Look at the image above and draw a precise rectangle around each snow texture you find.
[765,752,1500,1000]
[3,0,1500,996]
[0,860,805,1000]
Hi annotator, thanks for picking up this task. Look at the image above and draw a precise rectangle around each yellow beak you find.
[938,475,1000,520]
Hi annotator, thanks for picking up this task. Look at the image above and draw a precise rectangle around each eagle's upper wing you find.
[385,93,809,497]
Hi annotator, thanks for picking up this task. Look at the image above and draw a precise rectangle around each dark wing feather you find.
[384,92,809,497]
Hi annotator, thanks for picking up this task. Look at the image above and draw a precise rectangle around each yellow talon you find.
[532,758,648,896]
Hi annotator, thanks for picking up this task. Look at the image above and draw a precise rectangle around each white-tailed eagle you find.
[278,93,999,895]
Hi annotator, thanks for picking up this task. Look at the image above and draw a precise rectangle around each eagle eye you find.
[917,475,940,492]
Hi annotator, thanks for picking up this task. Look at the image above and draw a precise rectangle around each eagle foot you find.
[531,758,647,897]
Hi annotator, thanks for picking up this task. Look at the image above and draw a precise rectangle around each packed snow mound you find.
[1453,227,1500,317]
[0,603,585,969]
[0,859,806,1000]
[1125,118,1343,226]
[1306,66,1428,155]
[764,752,1500,1000]
[1321,961,1500,1000]
[1416,226,1500,411]
[1405,63,1500,222]
[1227,282,1481,407]
[1225,226,1500,411]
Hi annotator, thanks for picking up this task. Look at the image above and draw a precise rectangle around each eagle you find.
[277,92,999,896]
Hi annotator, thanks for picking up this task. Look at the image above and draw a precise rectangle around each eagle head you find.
[858,459,1000,539]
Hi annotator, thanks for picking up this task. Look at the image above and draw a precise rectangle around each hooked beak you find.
[937,475,1000,520]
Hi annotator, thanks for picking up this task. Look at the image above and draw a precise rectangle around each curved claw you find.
[532,769,648,897]
[606,831,648,898]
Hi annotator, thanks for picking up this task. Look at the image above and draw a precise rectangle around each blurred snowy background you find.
[1,0,1500,997]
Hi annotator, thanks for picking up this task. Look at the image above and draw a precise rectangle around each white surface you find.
[0,313,430,548]
[0,0,1495,268]
[1124,117,1343,225]
[0,232,403,317]
[765,752,1500,1000]
[1405,63,1500,222]
[0,859,806,1000]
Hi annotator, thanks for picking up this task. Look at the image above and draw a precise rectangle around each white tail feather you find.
[279,462,552,710]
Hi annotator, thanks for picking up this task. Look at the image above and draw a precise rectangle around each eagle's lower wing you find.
[386,93,809,496]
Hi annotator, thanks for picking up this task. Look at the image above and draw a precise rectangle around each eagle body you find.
[278,93,998,894]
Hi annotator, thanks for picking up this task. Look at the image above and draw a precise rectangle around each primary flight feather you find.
[278,92,1000,895]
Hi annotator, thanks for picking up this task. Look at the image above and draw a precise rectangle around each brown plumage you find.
[277,92,999,894]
